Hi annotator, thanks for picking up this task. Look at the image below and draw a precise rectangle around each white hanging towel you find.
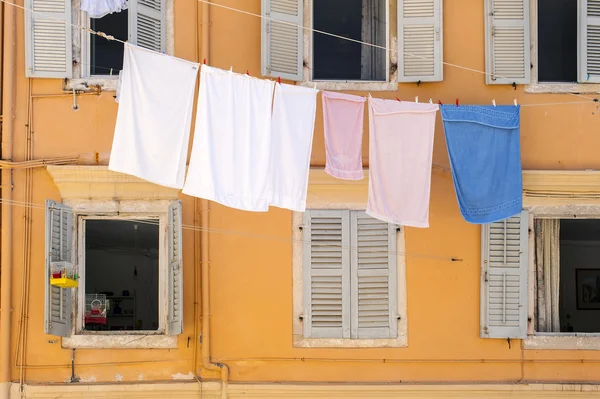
[81,0,128,18]
[114,70,123,103]
[183,65,275,211]
[267,84,318,212]
[109,43,199,189]
[367,97,439,228]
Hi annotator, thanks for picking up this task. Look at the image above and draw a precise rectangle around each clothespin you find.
[429,98,432,104]
[110,68,113,76]
[415,96,418,103]
[277,77,281,84]
[438,100,443,105]
[229,66,233,72]
[203,58,207,65]
[492,99,496,107]
[514,99,518,107]
[396,97,401,102]
[455,98,459,107]
[314,83,317,90]
[246,70,250,76]
[512,82,517,90]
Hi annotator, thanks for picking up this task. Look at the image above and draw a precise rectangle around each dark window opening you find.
[537,0,577,83]
[313,0,386,81]
[84,219,159,332]
[90,11,128,75]
[559,219,600,333]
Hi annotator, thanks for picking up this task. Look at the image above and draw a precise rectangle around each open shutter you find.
[397,0,443,82]
[579,0,600,83]
[130,0,167,52]
[303,210,351,338]
[261,0,303,81]
[24,0,72,78]
[481,211,529,339]
[45,200,72,337]
[351,212,397,339]
[167,200,183,335]
[484,0,530,84]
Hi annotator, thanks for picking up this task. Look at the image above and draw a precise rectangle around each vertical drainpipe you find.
[0,0,16,397]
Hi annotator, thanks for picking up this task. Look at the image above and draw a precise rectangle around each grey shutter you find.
[351,212,397,339]
[25,0,72,78]
[579,0,600,83]
[44,200,72,337]
[130,0,167,53]
[484,0,530,84]
[261,0,303,81]
[397,0,443,82]
[481,211,529,339]
[167,200,183,335]
[303,210,351,338]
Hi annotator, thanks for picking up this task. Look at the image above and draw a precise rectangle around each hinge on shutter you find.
[483,326,488,335]
[484,271,488,282]
[491,26,495,36]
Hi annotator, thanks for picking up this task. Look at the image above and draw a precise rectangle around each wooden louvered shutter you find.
[397,0,443,82]
[130,0,167,53]
[484,0,531,84]
[579,0,600,83]
[303,210,351,338]
[261,0,303,81]
[168,200,183,335]
[351,212,397,339]
[45,200,72,337]
[481,211,529,339]
[25,0,72,78]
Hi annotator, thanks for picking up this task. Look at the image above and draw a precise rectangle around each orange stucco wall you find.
[3,0,600,386]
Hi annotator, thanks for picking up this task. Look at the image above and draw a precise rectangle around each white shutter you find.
[44,200,72,337]
[397,0,443,82]
[24,0,72,78]
[351,212,397,339]
[261,0,303,81]
[484,0,531,84]
[303,210,351,338]
[481,211,529,339]
[130,0,167,53]
[579,0,600,83]
[167,200,183,335]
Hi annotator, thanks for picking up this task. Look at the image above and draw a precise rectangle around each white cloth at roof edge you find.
[367,97,438,228]
[183,65,275,211]
[267,84,319,212]
[109,43,199,189]
[81,0,129,18]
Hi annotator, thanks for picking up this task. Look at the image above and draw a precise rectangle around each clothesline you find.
[0,198,460,262]
[3,0,599,109]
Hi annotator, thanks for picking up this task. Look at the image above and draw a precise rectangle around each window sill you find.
[63,334,177,349]
[64,77,119,93]
[525,82,600,95]
[524,334,600,350]
[293,334,407,348]
[299,80,398,92]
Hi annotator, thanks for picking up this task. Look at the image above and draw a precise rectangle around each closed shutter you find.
[480,211,529,339]
[130,0,167,52]
[397,0,443,82]
[45,200,72,337]
[302,210,351,338]
[261,0,303,81]
[579,0,600,83]
[351,212,397,339]
[167,200,183,335]
[484,0,531,84]
[24,0,72,78]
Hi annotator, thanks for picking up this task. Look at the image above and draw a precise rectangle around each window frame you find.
[526,0,600,93]
[62,199,177,349]
[300,0,399,91]
[65,0,175,92]
[524,205,600,350]
[292,208,408,348]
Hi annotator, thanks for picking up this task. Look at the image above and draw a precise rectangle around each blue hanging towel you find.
[440,105,522,224]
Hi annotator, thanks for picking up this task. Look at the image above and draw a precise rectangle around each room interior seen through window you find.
[312,0,386,81]
[90,10,128,75]
[84,219,159,332]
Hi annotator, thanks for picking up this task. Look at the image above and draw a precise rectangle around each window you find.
[301,210,398,340]
[86,11,129,76]
[261,0,443,87]
[44,199,183,347]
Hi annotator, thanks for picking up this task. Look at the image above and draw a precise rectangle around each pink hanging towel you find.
[367,97,439,228]
[322,91,366,180]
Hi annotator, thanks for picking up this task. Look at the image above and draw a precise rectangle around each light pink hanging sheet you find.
[367,97,439,228]
[322,91,366,180]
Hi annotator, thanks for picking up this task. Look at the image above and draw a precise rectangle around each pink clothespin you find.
[277,77,281,84]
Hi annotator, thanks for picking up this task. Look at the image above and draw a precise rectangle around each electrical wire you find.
[0,198,461,262]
